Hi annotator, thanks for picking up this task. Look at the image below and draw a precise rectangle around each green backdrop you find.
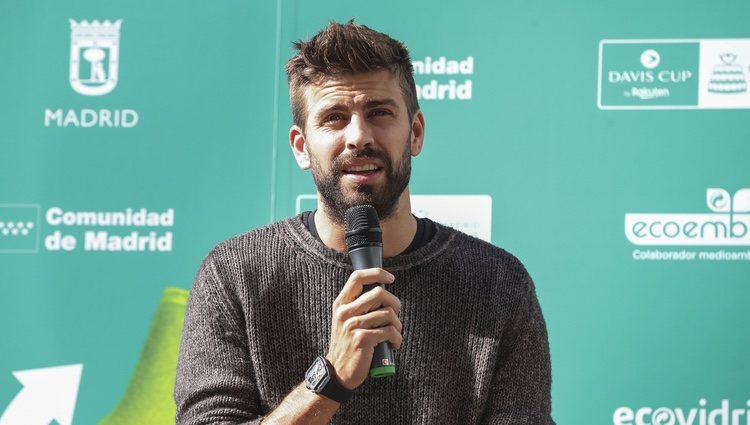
[1,0,748,424]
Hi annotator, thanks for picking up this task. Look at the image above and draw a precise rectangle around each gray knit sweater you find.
[175,216,554,424]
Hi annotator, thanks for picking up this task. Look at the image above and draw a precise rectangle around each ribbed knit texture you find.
[175,216,554,424]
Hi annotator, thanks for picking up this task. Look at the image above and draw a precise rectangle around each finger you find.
[352,325,403,350]
[345,285,401,317]
[375,325,403,350]
[343,307,402,333]
[383,306,402,332]
[378,291,401,316]
[336,268,395,305]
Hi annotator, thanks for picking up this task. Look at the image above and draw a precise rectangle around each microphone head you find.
[344,205,382,250]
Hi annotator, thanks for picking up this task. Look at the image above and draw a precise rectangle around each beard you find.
[309,134,412,225]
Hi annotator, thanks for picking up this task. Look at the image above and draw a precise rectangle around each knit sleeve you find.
[480,272,555,425]
[174,251,264,425]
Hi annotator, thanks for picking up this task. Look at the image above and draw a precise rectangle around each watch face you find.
[305,357,330,392]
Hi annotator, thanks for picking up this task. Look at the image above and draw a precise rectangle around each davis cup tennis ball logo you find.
[0,205,41,253]
[640,49,661,69]
[69,20,122,96]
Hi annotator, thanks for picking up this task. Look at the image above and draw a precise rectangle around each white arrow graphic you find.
[0,364,83,425]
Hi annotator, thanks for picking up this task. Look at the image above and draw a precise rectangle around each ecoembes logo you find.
[44,19,139,128]
[625,188,750,262]
[613,399,750,425]
[625,188,750,246]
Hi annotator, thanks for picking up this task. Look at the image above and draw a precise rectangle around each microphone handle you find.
[349,246,396,378]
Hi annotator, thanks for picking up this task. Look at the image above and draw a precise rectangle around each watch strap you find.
[320,358,353,403]
[312,356,354,404]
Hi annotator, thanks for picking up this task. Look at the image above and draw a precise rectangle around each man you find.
[175,21,554,424]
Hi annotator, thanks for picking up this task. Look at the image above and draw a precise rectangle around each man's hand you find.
[326,267,402,390]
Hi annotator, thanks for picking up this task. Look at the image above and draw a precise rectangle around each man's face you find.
[290,70,424,224]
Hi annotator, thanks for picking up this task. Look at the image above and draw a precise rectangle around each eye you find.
[369,109,393,118]
[323,113,346,123]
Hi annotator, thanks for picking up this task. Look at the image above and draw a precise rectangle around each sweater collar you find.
[281,214,456,272]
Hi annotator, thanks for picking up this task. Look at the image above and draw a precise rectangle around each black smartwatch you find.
[304,356,354,404]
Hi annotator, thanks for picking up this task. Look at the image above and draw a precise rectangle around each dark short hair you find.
[285,20,419,130]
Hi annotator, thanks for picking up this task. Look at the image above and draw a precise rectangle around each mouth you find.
[338,158,386,185]
[342,163,383,175]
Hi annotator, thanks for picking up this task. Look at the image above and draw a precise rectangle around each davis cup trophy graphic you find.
[707,53,748,94]
[69,19,122,96]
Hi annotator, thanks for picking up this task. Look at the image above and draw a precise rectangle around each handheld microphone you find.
[344,205,396,378]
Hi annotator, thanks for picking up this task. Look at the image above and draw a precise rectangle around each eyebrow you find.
[315,98,400,120]
[363,98,399,110]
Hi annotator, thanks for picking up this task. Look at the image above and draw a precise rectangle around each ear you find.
[409,110,425,156]
[289,125,310,169]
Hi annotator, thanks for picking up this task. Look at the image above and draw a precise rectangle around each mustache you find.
[331,147,390,174]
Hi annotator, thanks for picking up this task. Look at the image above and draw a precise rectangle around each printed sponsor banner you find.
[598,39,750,109]
[0,204,42,253]
[69,20,121,96]
[624,188,750,261]
[43,18,140,128]
[412,56,474,101]
[0,205,175,254]
[3,2,749,424]
[613,399,750,425]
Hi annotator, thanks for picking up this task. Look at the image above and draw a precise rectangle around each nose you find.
[344,114,373,151]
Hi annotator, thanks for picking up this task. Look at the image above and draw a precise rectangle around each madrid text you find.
[86,231,172,251]
[413,56,474,100]
[43,207,174,252]
[44,108,139,128]
[45,230,172,252]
